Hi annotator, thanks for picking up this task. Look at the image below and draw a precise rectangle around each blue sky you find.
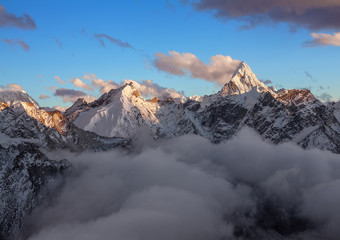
[1,0,340,108]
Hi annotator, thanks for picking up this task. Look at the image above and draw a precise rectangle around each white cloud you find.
[83,73,182,98]
[54,76,65,84]
[124,79,183,99]
[82,73,97,81]
[71,78,94,91]
[303,32,340,47]
[92,78,119,94]
[39,94,50,99]
[55,73,183,101]
[80,73,119,94]
[154,51,241,85]
[0,83,23,91]
[52,106,67,112]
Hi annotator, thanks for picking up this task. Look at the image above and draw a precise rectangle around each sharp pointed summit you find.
[218,61,274,96]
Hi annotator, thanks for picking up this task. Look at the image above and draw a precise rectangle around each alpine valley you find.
[1,62,340,240]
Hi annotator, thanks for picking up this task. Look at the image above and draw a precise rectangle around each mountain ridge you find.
[1,62,338,154]
[61,62,340,153]
[1,62,340,239]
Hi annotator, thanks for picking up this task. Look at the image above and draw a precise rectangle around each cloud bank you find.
[187,0,340,30]
[25,128,340,240]
[0,5,36,29]
[154,51,241,85]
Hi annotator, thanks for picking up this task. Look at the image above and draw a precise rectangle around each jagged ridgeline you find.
[0,62,340,239]
[65,62,340,152]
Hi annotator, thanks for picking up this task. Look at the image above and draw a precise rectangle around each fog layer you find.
[26,128,340,240]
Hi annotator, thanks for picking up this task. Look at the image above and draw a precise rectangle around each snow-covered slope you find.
[67,82,197,139]
[0,89,39,108]
[218,62,275,96]
[68,62,340,153]
[71,83,159,138]
[1,62,338,153]
[329,101,340,123]
[0,90,128,151]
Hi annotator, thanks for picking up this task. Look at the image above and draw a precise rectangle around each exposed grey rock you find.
[0,143,71,240]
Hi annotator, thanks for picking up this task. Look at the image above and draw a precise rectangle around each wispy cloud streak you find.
[94,33,134,49]
[3,38,30,51]
[0,5,36,29]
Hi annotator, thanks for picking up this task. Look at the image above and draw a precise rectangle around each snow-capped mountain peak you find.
[71,82,154,138]
[89,83,139,107]
[218,61,273,96]
[0,89,39,107]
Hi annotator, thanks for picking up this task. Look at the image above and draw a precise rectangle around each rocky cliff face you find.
[0,143,70,240]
